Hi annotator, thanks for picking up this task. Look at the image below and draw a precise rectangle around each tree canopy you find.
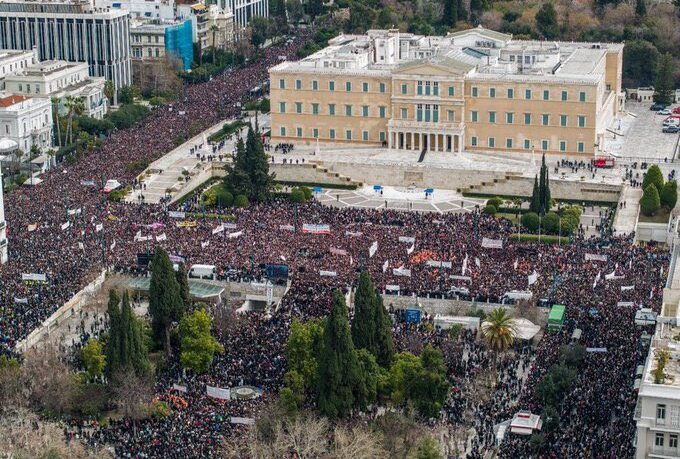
[179,309,224,374]
[149,247,184,354]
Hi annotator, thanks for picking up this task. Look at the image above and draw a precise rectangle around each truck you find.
[591,157,615,168]
[188,264,217,280]
[548,304,566,332]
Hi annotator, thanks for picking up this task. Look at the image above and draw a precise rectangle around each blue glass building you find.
[165,20,193,70]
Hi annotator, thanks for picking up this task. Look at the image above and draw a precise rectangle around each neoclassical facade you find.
[269,27,624,157]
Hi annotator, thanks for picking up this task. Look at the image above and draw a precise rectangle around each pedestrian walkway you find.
[612,185,641,235]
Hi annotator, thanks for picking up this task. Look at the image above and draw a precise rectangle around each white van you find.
[188,264,216,280]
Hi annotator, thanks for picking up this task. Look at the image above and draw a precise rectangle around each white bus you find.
[189,264,216,280]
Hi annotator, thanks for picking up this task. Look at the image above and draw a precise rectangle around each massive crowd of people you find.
[0,27,671,458]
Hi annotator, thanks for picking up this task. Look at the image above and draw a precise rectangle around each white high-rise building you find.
[218,0,267,28]
[0,0,132,90]
[0,152,7,264]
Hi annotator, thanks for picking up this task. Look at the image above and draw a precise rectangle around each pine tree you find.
[442,0,459,26]
[535,2,559,40]
[317,290,362,419]
[457,0,468,21]
[373,293,395,367]
[223,137,251,197]
[530,175,540,214]
[654,53,675,106]
[121,290,149,375]
[105,289,121,377]
[635,0,647,17]
[245,126,275,202]
[176,263,191,308]
[351,271,377,354]
[149,247,184,355]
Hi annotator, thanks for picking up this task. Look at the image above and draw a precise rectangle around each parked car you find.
[651,103,667,111]
[673,107,680,115]
[662,125,680,133]
[658,109,672,116]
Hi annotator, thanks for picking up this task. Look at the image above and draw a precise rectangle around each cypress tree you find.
[176,263,191,308]
[635,0,646,17]
[105,289,121,377]
[351,271,377,354]
[442,0,458,26]
[654,53,674,106]
[224,137,251,197]
[538,155,546,215]
[149,247,184,355]
[245,126,275,202]
[373,293,395,367]
[540,154,551,215]
[530,175,541,214]
[121,290,149,375]
[317,290,362,419]
[457,0,468,21]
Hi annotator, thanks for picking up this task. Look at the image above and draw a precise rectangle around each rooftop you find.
[640,321,680,396]
[0,94,28,107]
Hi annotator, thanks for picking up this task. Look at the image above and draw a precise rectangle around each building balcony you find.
[649,445,680,458]
[0,238,6,249]
[387,118,465,132]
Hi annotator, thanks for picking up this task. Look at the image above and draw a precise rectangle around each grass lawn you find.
[496,212,522,225]
[639,210,671,224]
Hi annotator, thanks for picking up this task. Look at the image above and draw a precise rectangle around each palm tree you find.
[481,308,517,353]
[64,95,75,146]
[51,97,61,147]
[104,80,115,107]
[209,24,219,65]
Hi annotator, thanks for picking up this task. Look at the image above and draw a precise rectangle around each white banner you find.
[345,231,363,237]
[330,247,347,256]
[449,275,472,282]
[279,224,295,232]
[302,224,330,234]
[481,238,503,249]
[230,417,255,425]
[168,211,186,219]
[223,223,238,229]
[385,284,400,291]
[95,223,103,232]
[110,240,116,250]
[474,257,481,268]
[28,223,37,232]
[320,270,337,277]
[201,241,209,248]
[398,236,415,243]
[621,285,635,291]
[369,241,378,258]
[61,221,70,230]
[67,208,82,216]
[407,244,415,255]
[528,270,539,286]
[605,271,624,281]
[462,254,468,276]
[586,347,607,353]
[585,253,608,262]
[212,224,225,235]
[425,260,452,269]
[156,233,167,242]
[228,231,243,239]
[78,242,84,250]
[393,267,411,277]
[206,385,230,400]
[14,297,28,304]
[172,384,188,393]
[383,260,389,273]
[22,273,47,282]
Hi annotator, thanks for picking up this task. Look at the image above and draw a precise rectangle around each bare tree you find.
[22,344,77,415]
[211,301,239,340]
[374,412,423,459]
[332,425,388,459]
[110,368,154,436]
[0,356,25,411]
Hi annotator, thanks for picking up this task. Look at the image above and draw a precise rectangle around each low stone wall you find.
[636,218,677,245]
[475,176,622,202]
[210,162,354,187]
[15,270,107,353]
[380,293,511,316]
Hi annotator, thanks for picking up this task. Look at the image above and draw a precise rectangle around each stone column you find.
[434,133,439,152]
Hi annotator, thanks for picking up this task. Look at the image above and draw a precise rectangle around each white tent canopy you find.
[513,317,541,340]
[0,137,18,153]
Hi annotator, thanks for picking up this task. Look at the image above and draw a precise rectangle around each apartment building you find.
[94,0,176,21]
[4,60,107,119]
[0,0,132,90]
[0,48,37,86]
[0,93,52,153]
[269,27,624,156]
[217,0,267,28]
[130,18,194,70]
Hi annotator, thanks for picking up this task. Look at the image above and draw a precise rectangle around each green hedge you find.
[509,234,570,245]
[463,191,617,207]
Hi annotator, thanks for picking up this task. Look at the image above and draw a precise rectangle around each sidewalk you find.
[612,185,641,236]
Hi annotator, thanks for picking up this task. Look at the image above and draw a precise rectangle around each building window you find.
[489,111,496,123]
[448,86,454,96]
[379,83,386,93]
[425,104,431,122]
[279,79,285,89]
[345,81,352,92]
[401,83,408,95]
[488,137,495,148]
[433,82,439,96]
[658,404,667,423]
[296,127,302,137]
[524,139,531,149]
[280,126,286,136]
[577,142,585,153]
[295,102,302,114]
[313,128,319,138]
[471,111,478,122]
[312,80,318,90]
[524,113,531,125]
[542,114,550,126]
[472,87,478,97]
[489,87,496,98]
[330,128,335,139]
[417,81,423,95]
[345,105,352,116]
[507,88,514,99]
[295,79,301,90]
[670,434,678,449]
[579,91,586,102]
[560,115,567,127]
[506,112,514,124]
[417,104,423,122]
[541,140,549,150]
[425,81,431,96]
[329,81,335,91]
[329,104,336,116]
[543,89,549,100]
[401,108,408,119]
[380,132,386,142]
[578,116,586,128]
[433,105,439,122]
[362,130,369,141]
[362,106,369,117]
[279,102,286,113]
[447,110,455,121]
[346,129,352,140]
[559,140,567,152]
[561,90,568,101]
[471,136,478,146]
[506,138,513,148]
[362,82,369,92]
[656,433,665,448]
[525,89,532,100]
[379,106,386,118]
[312,103,319,115]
